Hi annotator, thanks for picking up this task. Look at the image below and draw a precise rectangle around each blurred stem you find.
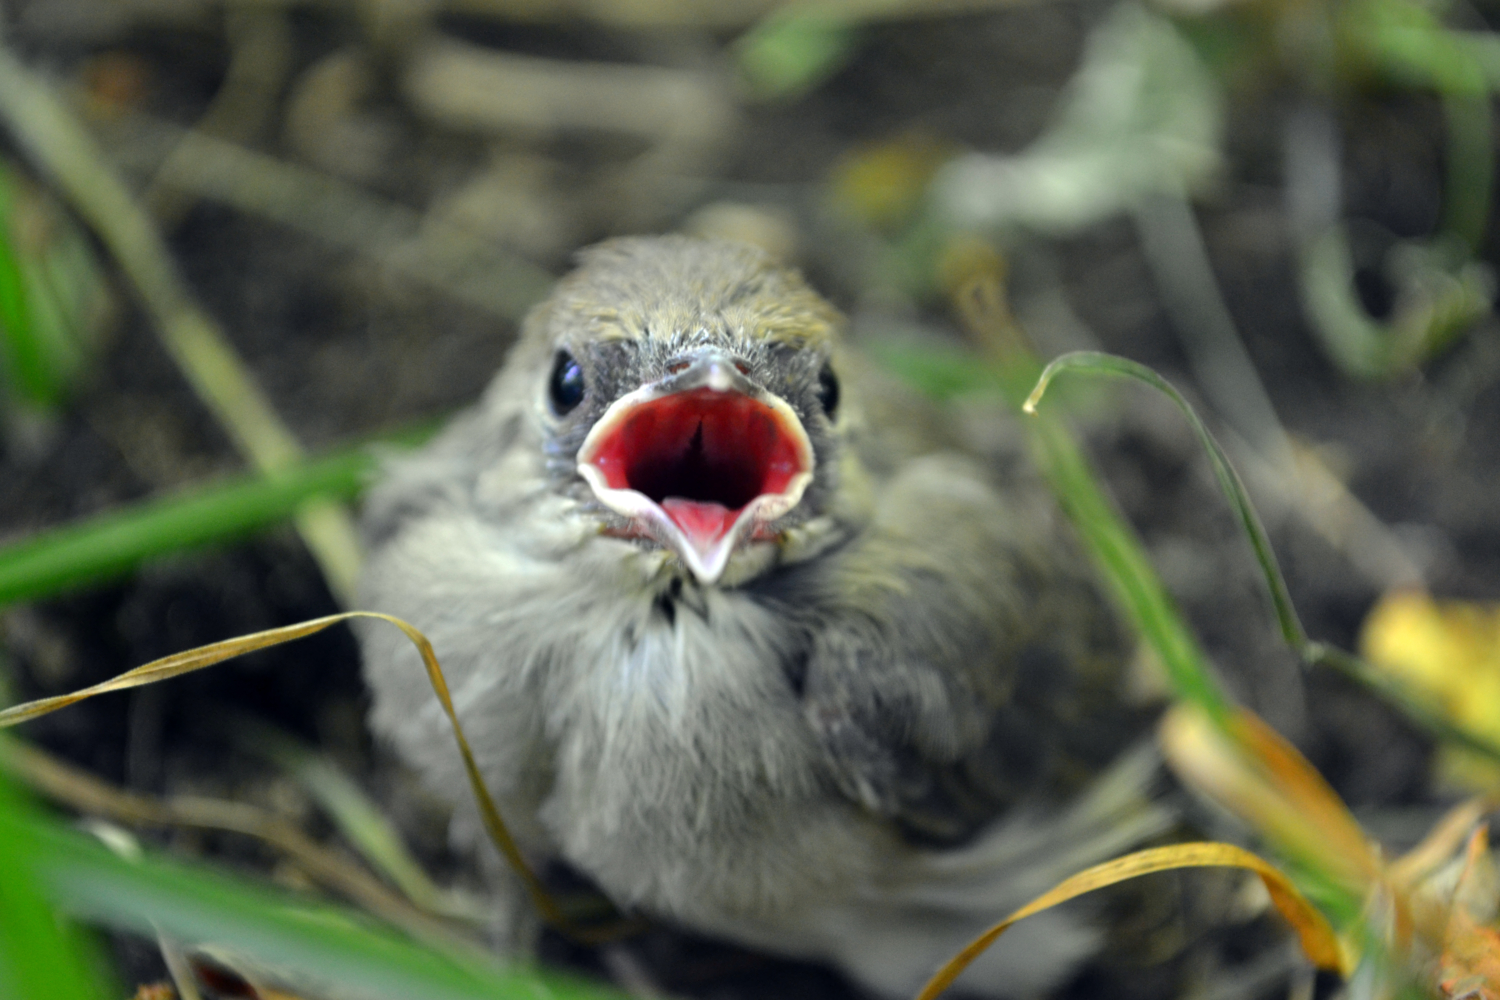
[1132,190,1292,462]
[113,115,553,322]
[0,42,362,602]
[1365,6,1493,251]
[1439,88,1492,252]
[143,6,293,223]
[237,721,484,923]
[1135,189,1424,589]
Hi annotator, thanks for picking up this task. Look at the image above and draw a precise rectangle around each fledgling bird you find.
[357,236,1166,998]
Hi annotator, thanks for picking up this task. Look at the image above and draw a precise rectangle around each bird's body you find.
[357,237,1164,997]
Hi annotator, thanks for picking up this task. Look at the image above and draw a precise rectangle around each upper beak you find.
[576,348,815,583]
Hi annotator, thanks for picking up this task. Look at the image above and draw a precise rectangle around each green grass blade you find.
[1026,351,1309,651]
[0,433,421,607]
[878,315,1235,722]
[5,802,625,1000]
[1021,399,1234,723]
[1025,350,1500,765]
[0,755,109,1000]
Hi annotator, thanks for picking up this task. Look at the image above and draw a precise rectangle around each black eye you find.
[548,350,585,414]
[816,362,840,418]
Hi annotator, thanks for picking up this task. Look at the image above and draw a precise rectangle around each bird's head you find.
[515,236,862,586]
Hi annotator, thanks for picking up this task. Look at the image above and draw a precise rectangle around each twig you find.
[402,37,736,160]
[0,42,361,602]
[143,5,293,223]
[103,114,554,322]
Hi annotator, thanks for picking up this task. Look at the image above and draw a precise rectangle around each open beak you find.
[576,349,815,583]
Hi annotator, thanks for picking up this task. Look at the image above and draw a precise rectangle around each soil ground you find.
[1,1,1496,997]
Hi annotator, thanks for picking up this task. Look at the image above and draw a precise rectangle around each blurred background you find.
[2,0,1500,997]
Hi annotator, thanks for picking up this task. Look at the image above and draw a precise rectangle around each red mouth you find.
[577,386,815,580]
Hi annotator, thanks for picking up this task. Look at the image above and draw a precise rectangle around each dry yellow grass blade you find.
[0,614,350,728]
[914,841,1347,1000]
[0,612,590,938]
[1163,700,1500,994]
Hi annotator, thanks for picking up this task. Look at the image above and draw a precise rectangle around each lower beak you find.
[575,351,815,583]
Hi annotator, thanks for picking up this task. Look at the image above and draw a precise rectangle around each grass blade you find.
[0,41,362,600]
[0,760,110,1000]
[951,283,1235,724]
[915,841,1347,1000]
[0,432,425,608]
[0,611,619,943]
[1025,350,1307,649]
[1024,349,1500,765]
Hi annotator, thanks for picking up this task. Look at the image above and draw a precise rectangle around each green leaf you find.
[868,339,1008,401]
[0,159,110,413]
[736,10,859,101]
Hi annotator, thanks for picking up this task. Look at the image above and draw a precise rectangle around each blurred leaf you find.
[0,435,422,607]
[0,800,624,1000]
[1362,590,1500,790]
[830,135,956,231]
[935,4,1222,233]
[1360,0,1493,250]
[735,9,859,100]
[0,751,111,1000]
[1160,705,1377,910]
[1162,702,1500,998]
[868,338,1007,401]
[0,157,112,414]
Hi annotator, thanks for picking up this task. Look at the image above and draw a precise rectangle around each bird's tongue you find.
[577,385,816,582]
[659,498,738,557]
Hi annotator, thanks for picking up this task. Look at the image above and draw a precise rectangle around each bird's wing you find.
[759,452,1144,845]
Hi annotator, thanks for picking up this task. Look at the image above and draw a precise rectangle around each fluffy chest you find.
[527,576,859,907]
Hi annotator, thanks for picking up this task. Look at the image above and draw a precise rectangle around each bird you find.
[355,235,1169,998]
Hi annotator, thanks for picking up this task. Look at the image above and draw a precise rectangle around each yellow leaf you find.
[1361,589,1500,789]
[828,134,954,230]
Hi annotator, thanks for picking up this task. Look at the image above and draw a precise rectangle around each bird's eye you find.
[548,350,586,414]
[816,362,840,418]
